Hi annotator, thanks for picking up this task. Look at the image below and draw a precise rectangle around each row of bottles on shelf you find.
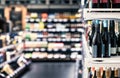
[88,19,120,58]
[24,48,82,52]
[0,44,23,65]
[25,27,83,32]
[3,0,80,5]
[26,23,82,31]
[27,12,80,20]
[26,18,81,23]
[88,67,120,78]
[25,12,82,31]
[24,42,82,52]
[24,52,82,60]
[90,0,120,8]
[25,32,81,41]
[25,18,82,31]
[0,31,24,48]
[0,31,30,78]
[26,38,81,42]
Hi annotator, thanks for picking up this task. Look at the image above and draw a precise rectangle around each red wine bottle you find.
[92,20,103,58]
[107,0,111,8]
[109,20,117,56]
[89,20,95,47]
[117,32,120,55]
[102,20,111,57]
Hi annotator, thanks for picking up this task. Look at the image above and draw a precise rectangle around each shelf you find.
[82,34,120,64]
[0,43,23,52]
[25,28,84,33]
[0,47,24,68]
[82,34,91,59]
[31,58,76,62]
[84,56,120,68]
[24,47,82,52]
[6,61,31,78]
[82,8,120,20]
[27,5,79,9]
[24,53,82,61]
[27,5,49,9]
[26,18,82,23]
[82,32,120,78]
[25,38,82,42]
[0,55,21,68]
[0,45,15,51]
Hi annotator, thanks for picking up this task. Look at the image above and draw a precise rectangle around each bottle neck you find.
[95,24,100,33]
[110,27,115,33]
[97,0,100,8]
[107,0,111,8]
[92,26,95,33]
[103,27,108,32]
[110,20,115,33]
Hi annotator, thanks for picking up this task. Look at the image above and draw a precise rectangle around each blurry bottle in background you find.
[92,20,103,58]
[89,20,95,47]
[101,20,111,57]
[109,20,117,56]
[117,20,120,55]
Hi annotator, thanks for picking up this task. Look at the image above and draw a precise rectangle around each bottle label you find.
[118,68,120,77]
[92,45,97,58]
[108,44,111,56]
[118,47,120,53]
[111,47,117,54]
[102,44,105,57]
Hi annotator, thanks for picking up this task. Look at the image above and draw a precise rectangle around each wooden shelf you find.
[81,8,120,20]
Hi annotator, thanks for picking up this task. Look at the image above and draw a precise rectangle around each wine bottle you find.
[89,20,95,47]
[114,68,119,78]
[113,0,120,8]
[107,0,111,8]
[93,70,97,78]
[96,68,101,78]
[102,20,111,57]
[92,0,98,8]
[109,20,117,56]
[118,68,120,78]
[100,67,104,78]
[105,67,111,78]
[101,0,112,8]
[97,0,100,8]
[117,32,120,55]
[102,70,106,78]
[0,39,3,48]
[91,67,95,78]
[111,68,115,78]
[92,20,103,58]
[88,67,92,78]
[101,20,104,35]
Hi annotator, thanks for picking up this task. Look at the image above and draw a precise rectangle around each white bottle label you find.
[111,47,117,54]
[118,68,120,77]
[102,44,105,57]
[92,45,97,58]
[109,44,111,56]
[118,47,120,52]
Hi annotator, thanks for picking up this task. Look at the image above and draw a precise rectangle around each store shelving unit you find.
[24,17,83,61]
[0,32,31,78]
[81,8,120,78]
[0,0,80,9]
[6,61,31,78]
[83,8,120,20]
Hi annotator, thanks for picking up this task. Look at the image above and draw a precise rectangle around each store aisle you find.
[21,62,76,78]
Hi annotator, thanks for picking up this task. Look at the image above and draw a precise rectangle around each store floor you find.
[21,62,78,78]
